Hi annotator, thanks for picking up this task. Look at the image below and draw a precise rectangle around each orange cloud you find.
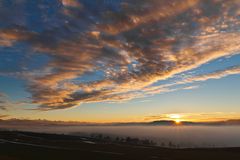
[185,66,240,82]
[0,27,33,46]
[98,0,200,34]
[61,0,81,7]
[0,0,240,110]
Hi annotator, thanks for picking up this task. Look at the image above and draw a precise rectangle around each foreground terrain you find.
[0,131,240,160]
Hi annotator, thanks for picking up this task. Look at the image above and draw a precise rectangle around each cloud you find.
[145,65,240,95]
[61,0,81,7]
[0,92,27,110]
[184,66,240,83]
[0,93,9,110]
[0,26,32,46]
[0,114,8,119]
[0,0,240,110]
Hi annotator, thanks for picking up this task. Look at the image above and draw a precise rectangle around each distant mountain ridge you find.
[1,119,240,127]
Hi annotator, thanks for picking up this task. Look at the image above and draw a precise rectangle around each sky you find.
[0,0,240,123]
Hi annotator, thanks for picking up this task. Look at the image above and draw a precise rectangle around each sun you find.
[174,119,181,125]
[168,114,182,125]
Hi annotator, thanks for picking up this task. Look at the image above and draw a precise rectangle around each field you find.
[0,131,240,160]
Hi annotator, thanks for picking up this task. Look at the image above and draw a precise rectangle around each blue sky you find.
[0,0,240,122]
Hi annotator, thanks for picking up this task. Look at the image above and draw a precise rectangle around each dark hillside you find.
[0,131,240,160]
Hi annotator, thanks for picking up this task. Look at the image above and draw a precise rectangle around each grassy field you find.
[0,131,240,160]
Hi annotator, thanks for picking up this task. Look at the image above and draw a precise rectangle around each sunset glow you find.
[0,0,239,124]
[169,114,181,120]
[174,119,181,125]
